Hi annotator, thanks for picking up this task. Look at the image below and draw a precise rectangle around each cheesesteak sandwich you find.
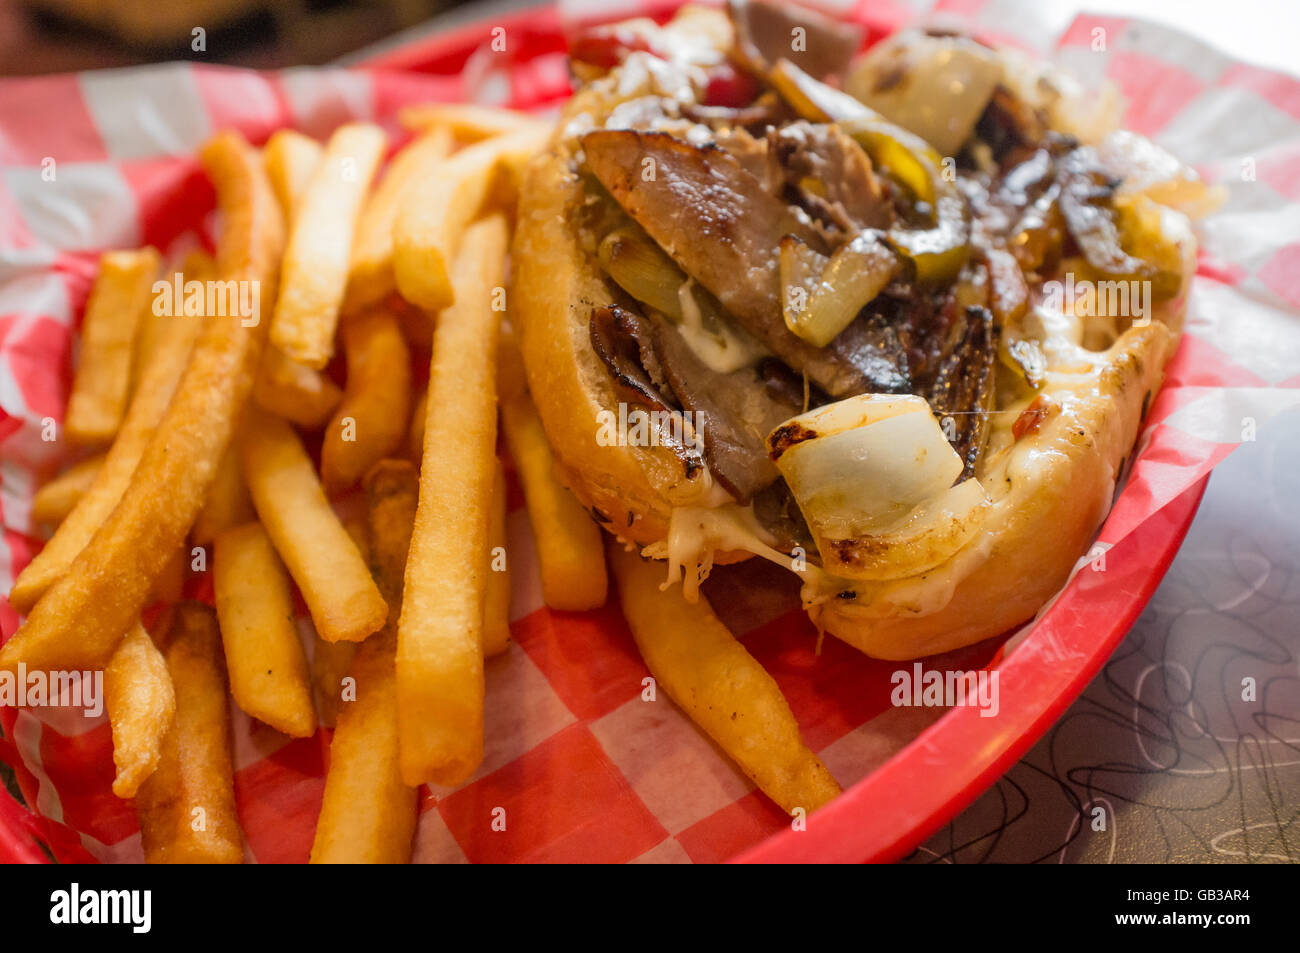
[513,2,1215,659]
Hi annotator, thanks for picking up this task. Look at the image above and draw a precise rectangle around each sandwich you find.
[512,1,1214,659]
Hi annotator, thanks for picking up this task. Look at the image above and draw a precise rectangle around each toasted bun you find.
[514,144,679,546]
[511,24,1199,659]
[813,321,1176,659]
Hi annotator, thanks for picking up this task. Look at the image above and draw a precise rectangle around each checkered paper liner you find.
[1,0,1298,864]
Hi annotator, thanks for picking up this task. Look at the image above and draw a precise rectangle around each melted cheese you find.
[675,279,767,374]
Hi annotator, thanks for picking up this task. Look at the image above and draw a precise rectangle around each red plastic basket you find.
[0,0,1212,864]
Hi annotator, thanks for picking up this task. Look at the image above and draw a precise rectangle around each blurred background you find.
[0,0,500,74]
[0,0,1295,77]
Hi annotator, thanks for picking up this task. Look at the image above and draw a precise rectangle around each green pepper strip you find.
[769,59,971,284]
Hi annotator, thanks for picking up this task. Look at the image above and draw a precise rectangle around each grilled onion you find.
[845,30,1003,157]
[766,61,971,283]
[598,226,685,319]
[780,232,900,347]
[767,394,990,580]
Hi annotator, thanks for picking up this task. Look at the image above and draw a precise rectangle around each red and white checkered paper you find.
[2,0,1298,864]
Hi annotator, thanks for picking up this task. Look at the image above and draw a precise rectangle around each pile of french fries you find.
[3,102,838,864]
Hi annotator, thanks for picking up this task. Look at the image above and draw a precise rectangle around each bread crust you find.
[812,321,1176,658]
[514,150,678,545]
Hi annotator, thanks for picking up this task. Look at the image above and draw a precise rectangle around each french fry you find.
[313,516,366,727]
[392,126,547,312]
[0,130,284,674]
[364,462,416,611]
[310,459,419,863]
[398,103,550,143]
[320,308,412,492]
[30,453,104,526]
[260,131,351,428]
[483,460,511,657]
[150,544,187,604]
[270,123,386,369]
[609,542,842,816]
[313,629,358,729]
[259,128,351,436]
[239,407,387,644]
[397,214,508,786]
[252,346,343,430]
[263,129,322,224]
[344,126,453,313]
[135,603,243,864]
[406,385,427,462]
[9,271,204,613]
[191,442,254,546]
[213,522,316,737]
[65,247,160,444]
[105,621,175,799]
[132,249,214,397]
[498,335,608,611]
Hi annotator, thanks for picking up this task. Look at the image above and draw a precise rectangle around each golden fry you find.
[150,544,187,604]
[609,542,842,815]
[312,636,356,730]
[213,522,316,737]
[105,622,175,799]
[263,128,322,224]
[132,248,213,397]
[483,460,511,657]
[65,247,160,444]
[239,407,387,644]
[252,345,343,430]
[345,126,453,313]
[312,517,367,728]
[10,267,204,613]
[392,126,546,311]
[397,215,508,786]
[270,123,386,368]
[191,442,254,546]
[30,453,104,526]
[0,130,283,673]
[321,308,412,492]
[398,103,549,143]
[136,603,243,864]
[310,459,420,863]
[499,335,607,611]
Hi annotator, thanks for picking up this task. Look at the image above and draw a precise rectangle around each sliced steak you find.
[927,304,999,478]
[653,322,803,501]
[582,128,907,397]
[728,0,862,81]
